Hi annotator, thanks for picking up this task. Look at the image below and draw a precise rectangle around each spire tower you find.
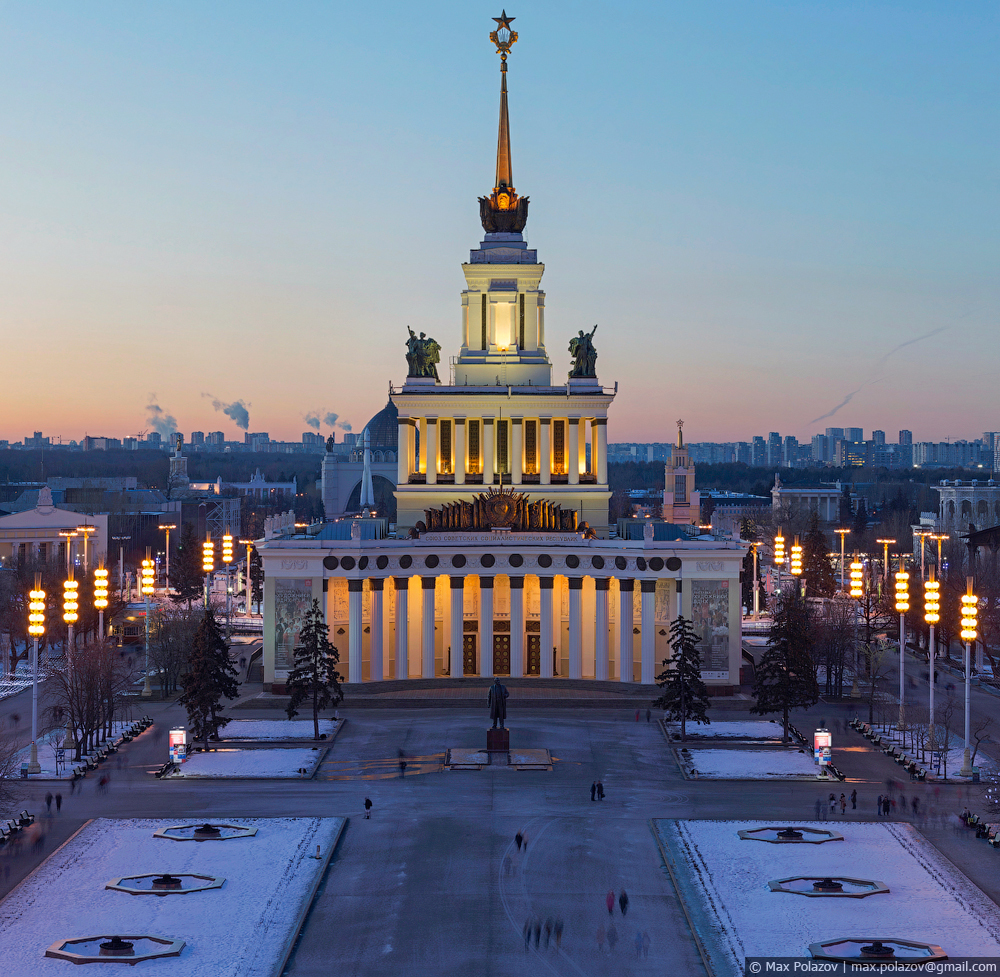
[480,11,529,233]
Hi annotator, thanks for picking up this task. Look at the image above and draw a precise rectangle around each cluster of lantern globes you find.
[28,533,236,637]
[771,533,979,643]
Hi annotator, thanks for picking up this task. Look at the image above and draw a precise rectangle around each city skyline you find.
[1,3,996,443]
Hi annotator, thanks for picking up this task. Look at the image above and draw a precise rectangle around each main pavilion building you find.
[258,16,746,692]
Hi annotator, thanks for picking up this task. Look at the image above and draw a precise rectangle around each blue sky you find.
[0,2,996,444]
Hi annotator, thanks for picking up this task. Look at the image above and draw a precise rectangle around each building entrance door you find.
[526,635,541,675]
[493,634,510,675]
[463,635,477,675]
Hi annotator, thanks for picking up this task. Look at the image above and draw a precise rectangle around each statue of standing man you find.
[488,677,509,729]
[405,326,442,381]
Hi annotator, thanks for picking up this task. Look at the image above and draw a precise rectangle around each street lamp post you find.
[110,536,130,596]
[894,555,909,729]
[158,523,176,592]
[774,531,786,598]
[835,529,851,592]
[222,533,233,639]
[959,578,979,777]
[141,550,155,698]
[62,572,78,672]
[790,535,803,595]
[58,530,77,574]
[202,536,215,609]
[239,540,255,614]
[750,541,761,619]
[924,571,940,755]
[75,523,97,572]
[26,575,45,774]
[930,533,949,579]
[877,538,896,588]
[94,565,109,640]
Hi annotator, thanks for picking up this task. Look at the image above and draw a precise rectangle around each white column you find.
[568,419,580,485]
[394,577,409,680]
[509,577,524,678]
[640,580,656,685]
[480,577,494,677]
[511,418,523,485]
[425,418,438,486]
[483,419,495,485]
[595,579,609,681]
[539,577,554,678]
[540,419,551,486]
[397,419,409,483]
[371,579,384,681]
[455,419,466,486]
[568,577,583,679]
[450,577,464,677]
[595,419,608,484]
[618,579,634,682]
[421,577,436,677]
[418,417,427,474]
[348,580,363,682]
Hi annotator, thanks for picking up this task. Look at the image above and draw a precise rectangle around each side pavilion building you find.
[257,16,746,693]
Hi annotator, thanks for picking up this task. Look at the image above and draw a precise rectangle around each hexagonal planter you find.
[769,876,889,898]
[152,822,257,841]
[737,826,844,844]
[45,934,185,964]
[106,873,226,896]
[809,938,946,963]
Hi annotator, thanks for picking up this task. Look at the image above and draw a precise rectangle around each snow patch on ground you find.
[0,817,344,977]
[681,748,821,780]
[669,721,784,740]
[168,748,324,779]
[222,719,341,742]
[870,725,998,780]
[657,819,1000,974]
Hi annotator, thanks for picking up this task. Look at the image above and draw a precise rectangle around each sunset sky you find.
[1,2,996,445]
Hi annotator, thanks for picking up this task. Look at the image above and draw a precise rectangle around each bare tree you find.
[861,635,894,725]
[815,597,855,697]
[937,692,958,781]
[971,716,993,769]
[0,729,22,814]
[148,605,200,697]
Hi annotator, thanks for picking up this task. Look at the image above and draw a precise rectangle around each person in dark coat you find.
[515,831,523,851]
[850,789,857,810]
[591,781,597,801]
[364,797,372,819]
[597,780,605,800]
[619,890,629,915]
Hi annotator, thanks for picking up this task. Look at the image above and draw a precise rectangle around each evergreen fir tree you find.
[802,511,837,597]
[179,609,239,750]
[652,616,711,742]
[249,547,263,613]
[286,600,343,739]
[838,483,854,527]
[750,592,819,742]
[170,524,205,609]
[853,498,869,536]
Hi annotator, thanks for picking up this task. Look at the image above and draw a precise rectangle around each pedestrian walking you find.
[597,923,605,952]
[882,796,891,817]
[606,889,615,915]
[364,797,372,819]
[642,931,650,958]
[523,919,531,951]
[839,794,847,816]
[635,709,640,722]
[398,750,407,778]
[533,918,541,949]
[607,921,618,952]
[554,918,563,948]
[544,918,553,948]
[591,781,597,802]
[619,889,629,915]
[877,794,883,817]
[814,797,822,820]
[522,833,528,853]
[597,781,605,800]
[635,930,644,958]
[912,797,919,816]
[515,831,523,851]
[646,709,651,722]
[55,794,62,813]
[70,778,77,795]
[503,854,512,877]
[851,789,857,810]
[45,793,53,814]
[828,793,836,814]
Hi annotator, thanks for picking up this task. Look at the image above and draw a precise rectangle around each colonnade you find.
[396,416,608,486]
[338,573,673,686]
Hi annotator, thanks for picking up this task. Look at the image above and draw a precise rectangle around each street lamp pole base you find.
[26,741,41,775]
[141,678,153,699]
[959,748,974,778]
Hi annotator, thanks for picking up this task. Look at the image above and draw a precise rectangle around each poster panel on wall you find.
[691,579,730,676]
[274,578,312,671]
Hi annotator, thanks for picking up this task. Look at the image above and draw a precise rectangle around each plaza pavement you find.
[3,683,1000,974]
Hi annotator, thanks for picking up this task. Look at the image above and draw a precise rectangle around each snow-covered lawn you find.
[669,721,784,740]
[168,748,325,779]
[0,817,344,977]
[222,719,341,742]
[657,819,1000,974]
[680,748,822,780]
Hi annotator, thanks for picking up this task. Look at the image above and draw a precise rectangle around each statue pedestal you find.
[567,377,601,392]
[487,727,509,753]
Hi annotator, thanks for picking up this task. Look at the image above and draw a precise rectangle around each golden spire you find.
[480,12,528,233]
[490,11,517,189]
[676,419,685,449]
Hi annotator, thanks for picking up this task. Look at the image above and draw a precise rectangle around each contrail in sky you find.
[808,327,947,426]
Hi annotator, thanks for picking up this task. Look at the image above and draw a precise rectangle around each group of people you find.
[522,916,564,951]
[817,790,858,818]
[590,781,606,801]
